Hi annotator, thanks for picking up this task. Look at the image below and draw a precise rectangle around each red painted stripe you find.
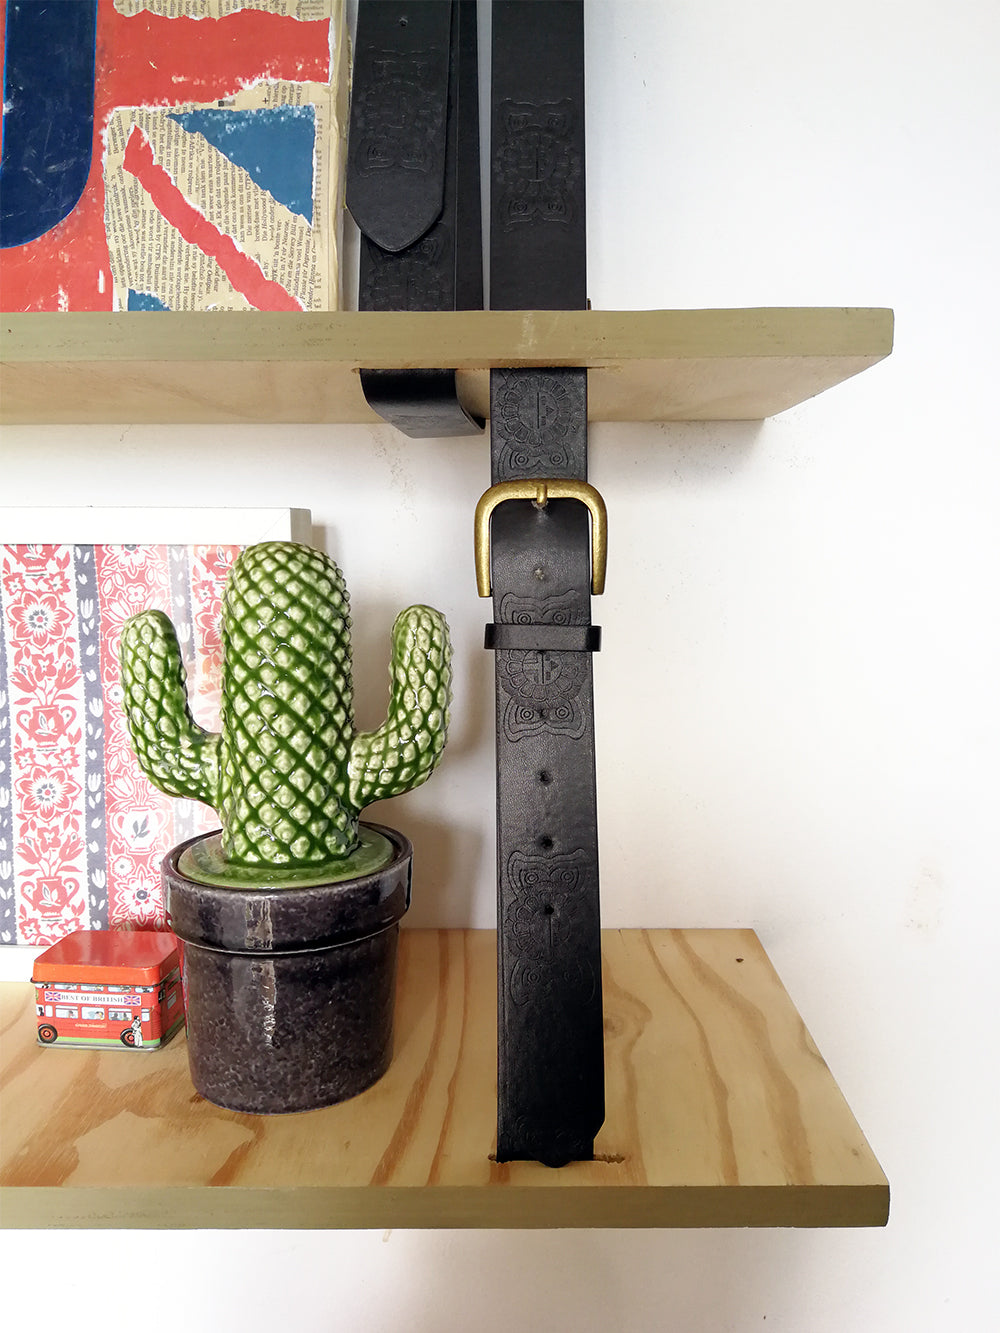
[101,7,332,110]
[122,124,302,312]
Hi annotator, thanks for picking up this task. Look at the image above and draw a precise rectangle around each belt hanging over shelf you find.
[346,0,483,437]
[482,0,605,1167]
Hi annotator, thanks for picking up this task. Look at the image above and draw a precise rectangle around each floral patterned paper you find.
[0,542,240,945]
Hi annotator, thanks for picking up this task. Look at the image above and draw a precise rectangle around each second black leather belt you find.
[478,370,606,1166]
[347,0,483,437]
[483,0,605,1168]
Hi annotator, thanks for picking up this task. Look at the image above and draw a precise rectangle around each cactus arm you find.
[349,605,452,811]
[119,609,221,808]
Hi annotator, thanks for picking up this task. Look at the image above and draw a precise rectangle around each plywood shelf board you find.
[0,928,889,1230]
[0,308,893,424]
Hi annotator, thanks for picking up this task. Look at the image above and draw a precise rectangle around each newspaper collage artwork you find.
[1,0,346,311]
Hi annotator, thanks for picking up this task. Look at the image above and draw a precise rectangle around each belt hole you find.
[537,770,552,785]
[538,835,554,851]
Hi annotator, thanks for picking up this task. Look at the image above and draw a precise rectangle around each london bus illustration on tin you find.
[32,930,185,1051]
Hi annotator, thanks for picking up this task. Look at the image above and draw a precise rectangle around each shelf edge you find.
[0,1181,890,1231]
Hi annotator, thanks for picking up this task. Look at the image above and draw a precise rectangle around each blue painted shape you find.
[168,106,316,223]
[128,290,171,312]
[1,0,99,248]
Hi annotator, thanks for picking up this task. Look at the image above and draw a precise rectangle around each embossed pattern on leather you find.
[493,99,583,231]
[489,368,604,1166]
[495,584,590,741]
[346,2,452,254]
[490,1,587,311]
[504,849,598,1006]
[491,370,587,478]
[490,2,601,1166]
[360,232,452,312]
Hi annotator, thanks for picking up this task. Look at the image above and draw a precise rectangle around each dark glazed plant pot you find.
[163,823,412,1114]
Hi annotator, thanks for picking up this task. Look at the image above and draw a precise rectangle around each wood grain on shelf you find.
[0,308,893,424]
[0,929,888,1229]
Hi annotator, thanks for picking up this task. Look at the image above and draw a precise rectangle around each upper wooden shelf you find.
[0,928,888,1230]
[0,308,893,426]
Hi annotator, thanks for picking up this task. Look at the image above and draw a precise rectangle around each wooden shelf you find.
[0,928,888,1229]
[0,308,892,425]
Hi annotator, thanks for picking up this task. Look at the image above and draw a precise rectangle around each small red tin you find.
[31,930,185,1050]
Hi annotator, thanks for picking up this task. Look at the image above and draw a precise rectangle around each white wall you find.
[3,1,999,1328]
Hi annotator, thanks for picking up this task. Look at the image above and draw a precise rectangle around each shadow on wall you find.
[392,813,486,930]
[590,418,766,494]
[280,1224,833,1333]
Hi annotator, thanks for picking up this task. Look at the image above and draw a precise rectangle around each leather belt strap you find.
[490,0,587,312]
[348,1,483,437]
[487,1,604,1167]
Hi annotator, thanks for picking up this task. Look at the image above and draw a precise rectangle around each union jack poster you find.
[1,0,345,311]
[0,541,238,945]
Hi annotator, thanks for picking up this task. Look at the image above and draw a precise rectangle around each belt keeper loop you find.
[484,624,602,653]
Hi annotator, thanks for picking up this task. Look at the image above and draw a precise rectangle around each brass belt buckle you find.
[474,479,607,598]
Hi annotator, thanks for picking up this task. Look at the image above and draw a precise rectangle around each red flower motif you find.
[5,590,75,648]
[16,820,87,943]
[193,596,223,651]
[17,825,84,872]
[110,872,167,929]
[8,652,81,703]
[15,763,83,816]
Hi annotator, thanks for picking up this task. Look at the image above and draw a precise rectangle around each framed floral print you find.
[0,508,310,965]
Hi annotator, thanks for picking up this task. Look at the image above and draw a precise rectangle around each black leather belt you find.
[482,1,605,1167]
[489,0,588,312]
[348,0,605,1165]
[347,1,483,437]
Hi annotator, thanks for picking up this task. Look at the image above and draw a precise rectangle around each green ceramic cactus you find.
[119,541,451,882]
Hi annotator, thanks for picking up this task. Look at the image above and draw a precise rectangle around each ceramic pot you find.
[163,823,412,1114]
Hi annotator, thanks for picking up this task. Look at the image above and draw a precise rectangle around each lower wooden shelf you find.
[0,929,888,1229]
